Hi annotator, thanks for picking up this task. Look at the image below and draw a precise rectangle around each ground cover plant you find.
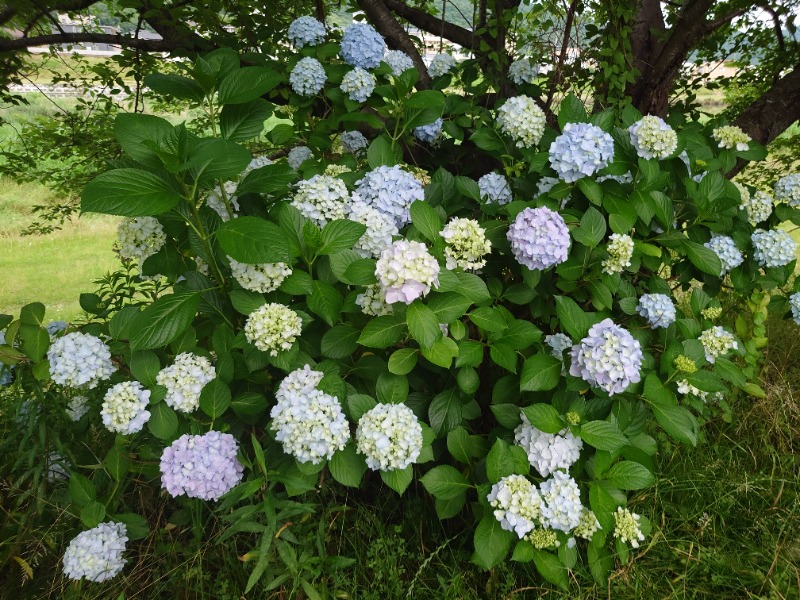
[2,10,800,600]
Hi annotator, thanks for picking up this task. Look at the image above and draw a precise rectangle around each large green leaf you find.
[472,515,514,569]
[520,354,562,391]
[357,315,406,348]
[406,301,441,350]
[420,465,471,499]
[605,461,655,490]
[82,169,181,216]
[114,113,176,166]
[129,291,200,351]
[579,420,629,452]
[237,163,296,196]
[144,73,206,102]
[185,138,252,185]
[217,67,282,104]
[409,201,442,242]
[220,99,273,141]
[216,216,290,263]
[329,444,367,488]
[318,220,366,256]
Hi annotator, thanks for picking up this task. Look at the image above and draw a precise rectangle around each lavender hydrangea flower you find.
[507,207,570,270]
[413,118,443,143]
[704,235,743,274]
[545,333,572,359]
[628,115,678,160]
[384,50,414,75]
[160,431,244,500]
[63,522,128,582]
[636,293,676,328]
[288,146,313,170]
[478,172,512,205]
[375,239,440,304]
[496,95,546,148]
[290,57,327,97]
[775,174,800,207]
[570,319,643,395]
[341,130,368,154]
[287,16,326,48]
[549,122,614,183]
[48,332,115,389]
[340,23,386,69]
[355,165,425,228]
[341,67,376,103]
[752,229,798,267]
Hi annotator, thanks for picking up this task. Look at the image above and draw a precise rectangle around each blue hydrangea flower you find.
[752,229,798,267]
[413,118,443,143]
[340,23,386,69]
[384,50,414,75]
[355,165,425,228]
[789,292,800,325]
[636,293,676,328]
[704,235,743,274]
[549,122,615,183]
[775,174,800,207]
[428,53,456,78]
[289,57,326,97]
[287,16,326,48]
[340,67,376,102]
[288,146,313,169]
[569,319,643,395]
[478,172,512,205]
[508,58,539,85]
[160,431,244,500]
[341,130,368,154]
[507,207,570,270]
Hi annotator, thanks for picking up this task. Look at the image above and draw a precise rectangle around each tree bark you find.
[383,0,479,52]
[734,62,800,147]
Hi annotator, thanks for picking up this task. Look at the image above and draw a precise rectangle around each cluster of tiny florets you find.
[290,57,327,97]
[496,96,546,148]
[507,207,570,270]
[206,181,239,222]
[287,16,326,48]
[156,352,215,413]
[291,174,349,227]
[341,67,376,102]
[340,23,386,69]
[100,381,151,434]
[712,125,750,151]
[478,172,512,205]
[549,122,615,183]
[752,229,798,267]
[674,355,698,373]
[636,293,676,329]
[602,233,634,275]
[63,522,128,582]
[48,332,115,389]
[428,53,456,78]
[117,217,166,263]
[347,197,398,258]
[355,165,425,228]
[704,235,743,274]
[539,471,583,532]
[698,326,738,364]
[613,507,645,548]
[514,414,582,477]
[440,217,491,271]
[741,190,774,225]
[790,292,800,325]
[384,50,414,75]
[356,284,393,316]
[341,130,368,154]
[701,306,722,321]
[375,240,440,304]
[229,258,292,293]
[356,402,423,471]
[677,379,707,401]
[508,58,539,85]
[244,303,302,355]
[570,319,643,395]
[536,176,560,197]
[775,174,800,207]
[288,146,313,170]
[574,507,602,540]
[160,431,243,500]
[66,395,90,421]
[546,333,572,359]
[487,474,543,538]
[628,116,678,160]
[413,118,443,143]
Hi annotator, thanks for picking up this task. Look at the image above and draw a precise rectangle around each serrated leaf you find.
[520,354,561,391]
[580,420,628,452]
[329,444,367,488]
[521,404,562,434]
[199,379,230,418]
[472,515,514,569]
[357,315,406,348]
[129,292,200,351]
[217,216,290,263]
[605,461,655,490]
[420,465,471,499]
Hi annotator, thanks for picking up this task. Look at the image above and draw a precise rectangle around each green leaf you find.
[486,438,529,483]
[68,473,96,506]
[329,444,367,488]
[186,138,251,185]
[650,403,698,445]
[420,465,471,499]
[112,513,149,540]
[470,127,506,152]
[129,292,200,351]
[588,539,614,585]
[217,216,290,263]
[388,348,418,375]
[104,446,130,481]
[231,392,268,416]
[577,178,604,205]
[237,163,296,196]
[367,135,402,168]
[346,394,377,421]
[520,354,562,392]
[279,270,314,295]
[521,404,563,434]
[446,426,472,464]
[307,281,342,327]
[82,169,181,216]
[220,99,272,141]
[321,325,360,359]
[148,402,179,440]
[407,301,441,349]
[129,351,161,387]
[572,207,606,247]
[114,113,175,166]
[420,337,459,368]
[406,89,446,110]
[318,220,366,256]
[533,549,569,590]
[428,388,463,435]
[199,379,230,418]
[554,295,600,339]
[428,292,473,323]
[435,493,467,520]
[217,67,282,104]
[380,466,413,495]
[606,461,655,490]
[20,302,45,326]
[579,420,629,452]
[456,340,484,367]
[376,372,409,404]
[409,201,442,242]
[469,307,507,333]
[357,315,406,348]
[472,515,514,569]
[80,501,106,529]
[558,93,589,129]
[18,324,48,363]
[229,290,266,316]
[682,240,722,276]
[144,73,205,101]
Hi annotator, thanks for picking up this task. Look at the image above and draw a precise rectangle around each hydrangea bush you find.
[1,15,796,593]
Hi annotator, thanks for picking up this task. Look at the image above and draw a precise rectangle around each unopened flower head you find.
[101,381,151,434]
[540,471,583,532]
[48,332,115,389]
[384,49,414,75]
[507,207,570,270]
[775,174,800,207]
[413,118,443,143]
[340,23,386,69]
[244,303,302,355]
[63,522,127,582]
[290,57,327,97]
[356,284,393,316]
[478,172,512,205]
[613,507,645,548]
[356,402,423,471]
[674,355,697,373]
[156,352,215,413]
[570,318,643,395]
[440,217,491,271]
[160,431,243,500]
[347,197,398,258]
[704,235,743,274]
[355,165,425,228]
[790,292,800,325]
[602,233,634,275]
[66,395,90,421]
[701,306,722,321]
[375,239,440,304]
[508,58,539,85]
[549,122,614,183]
[712,125,750,151]
[741,190,774,225]
[574,507,601,540]
[487,474,543,538]
[341,130,368,155]
[288,146,313,170]
[699,326,737,364]
[117,217,166,263]
[527,528,559,549]
[428,53,456,78]
[752,228,798,268]
[341,67,376,103]
[206,181,239,222]
[229,258,292,293]
[636,293,676,328]
[514,413,582,477]
[629,116,677,160]
[291,174,349,227]
[287,16,325,48]
[496,95,546,148]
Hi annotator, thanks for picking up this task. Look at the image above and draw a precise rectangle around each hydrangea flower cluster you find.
[789,292,800,325]
[356,284,393,316]
[206,181,239,222]
[733,180,750,205]
[117,217,166,262]
[602,233,634,275]
[413,118,443,143]
[636,293,676,329]
[775,173,800,207]
[356,402,423,471]
[514,413,583,477]
[528,529,559,549]
[100,381,151,434]
[341,67,376,102]
[596,172,633,185]
[63,522,128,582]
[375,240,440,304]
[539,471,583,532]
[47,451,70,482]
[347,197,398,258]
[478,172,512,205]
[487,474,542,538]
[549,122,614,182]
[701,306,722,321]
[613,507,645,548]
[229,258,292,293]
[545,333,572,359]
[741,190,774,224]
[704,235,744,274]
[156,352,215,413]
[66,395,90,421]
[674,355,697,373]
[340,23,386,69]
[712,125,750,151]
[628,115,678,160]
[384,50,414,75]
[270,366,350,464]
[752,228,798,267]
[288,146,313,169]
[440,218,491,271]
[508,58,539,85]
[287,15,325,48]
[48,332,115,389]
[428,52,456,77]
[507,207,570,270]
[677,378,708,401]
[698,326,738,364]
[570,319,643,395]
[574,507,602,540]
[290,57,327,97]
[160,431,243,500]
[341,130,368,154]
[244,303,302,355]
[496,96,546,148]
[355,165,425,228]
[291,174,349,227]
[46,320,68,336]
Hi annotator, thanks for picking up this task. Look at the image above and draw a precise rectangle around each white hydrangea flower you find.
[341,130,368,155]
[347,197,398,258]
[156,352,216,413]
[63,522,128,582]
[341,67,376,103]
[117,217,166,263]
[355,165,425,228]
[277,364,324,398]
[775,174,800,207]
[574,507,601,540]
[602,233,634,275]
[356,402,423,471]
[704,235,743,274]
[539,470,583,532]
[291,174,350,227]
[375,239,440,304]
[48,332,115,389]
[628,116,677,160]
[244,303,302,356]
[596,172,634,184]
[287,15,326,48]
[712,125,750,151]
[536,176,560,196]
[245,155,273,174]
[207,181,240,222]
[487,474,543,538]
[790,291,800,325]
[384,50,414,75]
[288,146,313,170]
[440,218,491,271]
[229,258,292,293]
[546,333,572,359]
[698,326,738,364]
[508,58,539,85]
[741,190,774,225]
[549,122,615,183]
[496,95,546,148]
[677,378,707,401]
[636,293,676,329]
[514,413,582,477]
[428,52,456,78]
[752,229,798,267]
[100,381,150,434]
[478,172,512,205]
[613,507,645,548]
[47,451,70,482]
[733,181,750,206]
[356,284,393,316]
[290,57,327,97]
[66,395,90,421]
